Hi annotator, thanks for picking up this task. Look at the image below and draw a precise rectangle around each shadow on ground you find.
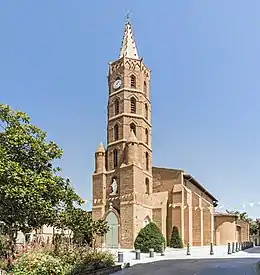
[115,258,260,275]
[245,247,260,254]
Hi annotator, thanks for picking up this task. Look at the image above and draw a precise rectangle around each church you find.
[91,21,248,249]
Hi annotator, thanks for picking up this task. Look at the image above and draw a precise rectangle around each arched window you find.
[145,128,149,144]
[145,152,149,170]
[145,178,150,194]
[130,75,136,88]
[145,104,148,119]
[113,149,118,168]
[114,124,119,141]
[114,99,119,115]
[130,123,136,135]
[144,81,147,95]
[130,97,136,113]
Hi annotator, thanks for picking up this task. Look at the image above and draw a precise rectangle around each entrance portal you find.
[143,216,151,228]
[105,212,119,248]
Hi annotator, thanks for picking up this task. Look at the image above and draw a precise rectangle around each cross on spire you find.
[119,14,139,59]
[125,11,132,24]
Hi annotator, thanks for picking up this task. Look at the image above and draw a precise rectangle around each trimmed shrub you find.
[169,226,183,248]
[134,222,166,253]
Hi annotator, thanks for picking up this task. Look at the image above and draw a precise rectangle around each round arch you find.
[143,216,151,228]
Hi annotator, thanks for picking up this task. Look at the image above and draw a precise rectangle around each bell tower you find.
[107,21,152,173]
[92,19,153,249]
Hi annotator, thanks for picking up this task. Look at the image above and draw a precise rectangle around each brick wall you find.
[214,215,237,245]
[237,220,250,242]
[120,203,134,248]
[153,208,162,231]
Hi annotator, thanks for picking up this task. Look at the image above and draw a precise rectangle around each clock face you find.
[113,79,122,90]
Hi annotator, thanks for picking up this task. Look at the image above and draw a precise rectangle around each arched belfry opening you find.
[130,74,136,88]
[130,122,136,135]
[114,99,119,115]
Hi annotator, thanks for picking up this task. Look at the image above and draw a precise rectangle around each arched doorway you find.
[105,212,119,248]
[143,216,151,228]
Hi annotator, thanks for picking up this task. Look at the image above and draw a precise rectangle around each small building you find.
[16,225,72,245]
[214,212,249,245]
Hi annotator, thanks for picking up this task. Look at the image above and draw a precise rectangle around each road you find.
[115,258,260,275]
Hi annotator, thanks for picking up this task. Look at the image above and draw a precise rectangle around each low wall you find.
[82,265,122,275]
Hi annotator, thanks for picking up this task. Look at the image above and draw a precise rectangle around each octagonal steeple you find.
[119,21,139,59]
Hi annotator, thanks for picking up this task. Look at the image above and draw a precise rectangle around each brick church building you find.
[92,20,221,249]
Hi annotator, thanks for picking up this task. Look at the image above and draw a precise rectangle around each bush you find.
[169,226,183,248]
[69,250,115,274]
[53,245,114,274]
[11,251,72,275]
[134,222,166,253]
[9,244,115,275]
[0,235,9,258]
[0,258,9,271]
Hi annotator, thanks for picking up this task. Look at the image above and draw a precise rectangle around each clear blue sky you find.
[1,1,259,218]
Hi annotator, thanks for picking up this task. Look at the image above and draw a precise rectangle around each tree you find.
[57,208,109,247]
[169,226,183,248]
[134,222,166,253]
[226,210,250,222]
[0,104,83,255]
[250,221,259,236]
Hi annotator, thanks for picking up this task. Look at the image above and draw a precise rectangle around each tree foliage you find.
[134,222,165,253]
[226,210,250,222]
[250,221,259,236]
[0,104,83,249]
[169,226,183,248]
[57,208,109,246]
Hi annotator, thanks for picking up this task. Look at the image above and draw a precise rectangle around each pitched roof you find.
[96,143,105,153]
[126,129,138,143]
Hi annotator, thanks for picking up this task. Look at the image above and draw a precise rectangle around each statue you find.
[111,178,118,195]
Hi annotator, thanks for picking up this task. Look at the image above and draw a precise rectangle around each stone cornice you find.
[107,139,152,152]
[108,113,151,127]
[110,88,151,104]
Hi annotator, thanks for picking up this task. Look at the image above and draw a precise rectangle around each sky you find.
[0,1,260,218]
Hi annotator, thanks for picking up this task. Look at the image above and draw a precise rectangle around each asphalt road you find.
[115,258,260,275]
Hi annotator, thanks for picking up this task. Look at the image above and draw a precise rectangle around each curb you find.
[255,260,260,274]
[83,265,122,275]
[114,262,131,268]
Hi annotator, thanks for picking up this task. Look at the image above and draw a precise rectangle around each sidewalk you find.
[108,245,260,267]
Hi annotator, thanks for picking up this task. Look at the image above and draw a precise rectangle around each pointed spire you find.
[119,20,139,59]
[96,142,105,153]
[126,129,138,143]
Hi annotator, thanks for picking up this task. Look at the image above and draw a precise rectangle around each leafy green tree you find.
[0,104,83,255]
[250,221,259,236]
[226,210,250,222]
[57,208,109,247]
[169,226,183,248]
[134,222,166,253]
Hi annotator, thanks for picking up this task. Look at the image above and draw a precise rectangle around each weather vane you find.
[125,10,132,24]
